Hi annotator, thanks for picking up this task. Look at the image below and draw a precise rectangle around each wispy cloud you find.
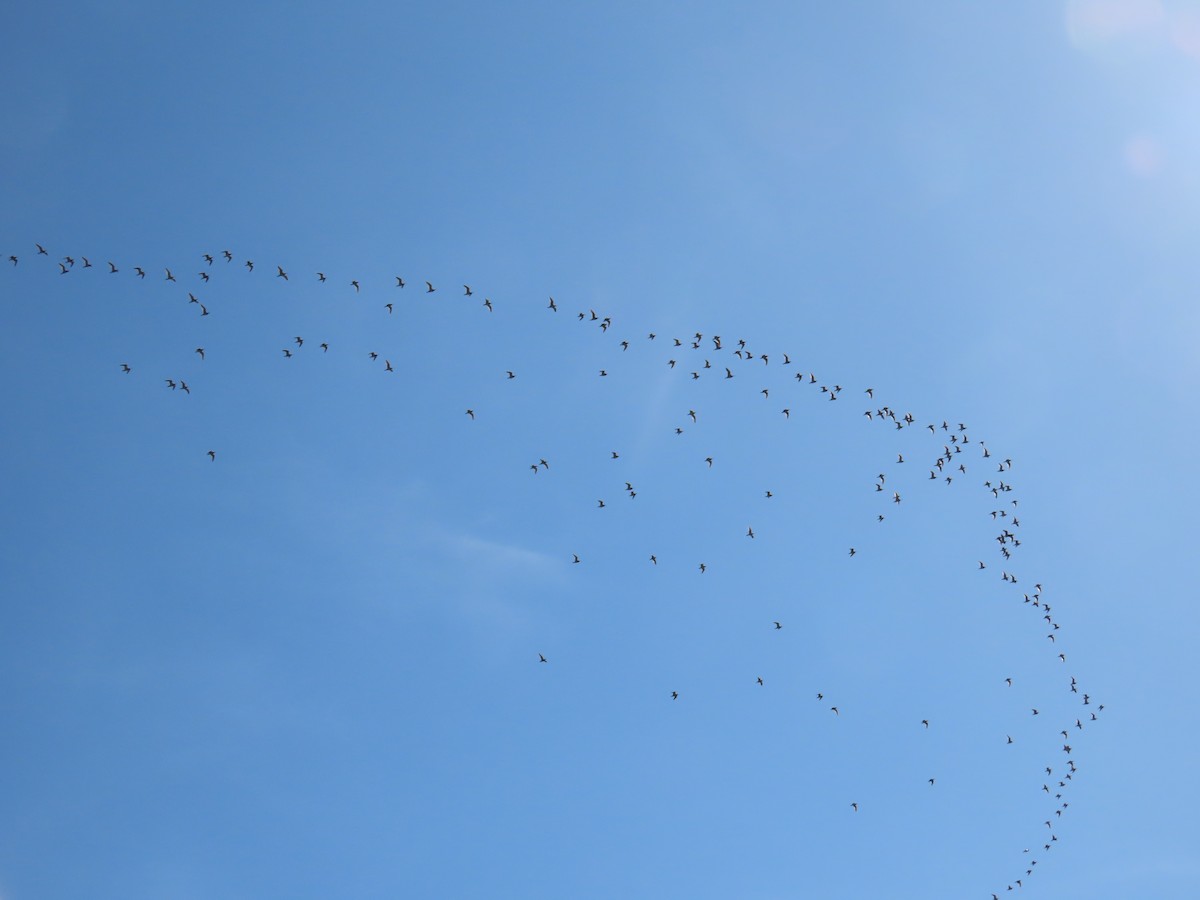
[419,529,567,648]
[437,529,561,578]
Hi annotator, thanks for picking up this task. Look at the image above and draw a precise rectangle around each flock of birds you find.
[7,243,1104,896]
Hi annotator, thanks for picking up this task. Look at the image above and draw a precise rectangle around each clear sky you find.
[1,2,1197,898]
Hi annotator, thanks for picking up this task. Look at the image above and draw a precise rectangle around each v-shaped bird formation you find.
[4,243,1104,897]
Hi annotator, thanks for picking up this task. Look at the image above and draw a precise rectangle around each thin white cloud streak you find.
[436,529,562,579]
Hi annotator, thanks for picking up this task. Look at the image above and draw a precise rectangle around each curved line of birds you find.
[7,244,1103,895]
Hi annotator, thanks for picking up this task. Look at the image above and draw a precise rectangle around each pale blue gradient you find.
[1,2,1197,898]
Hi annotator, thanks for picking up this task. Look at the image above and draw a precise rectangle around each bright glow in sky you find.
[1,3,1198,898]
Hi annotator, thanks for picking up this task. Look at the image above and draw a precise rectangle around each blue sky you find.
[1,1,1197,897]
